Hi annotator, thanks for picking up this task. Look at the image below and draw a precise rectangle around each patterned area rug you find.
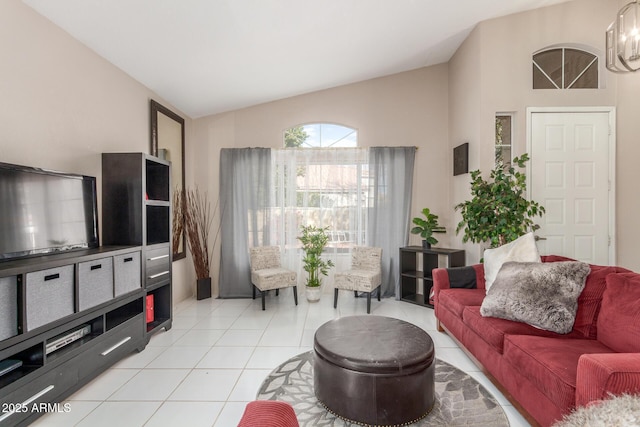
[257,351,509,426]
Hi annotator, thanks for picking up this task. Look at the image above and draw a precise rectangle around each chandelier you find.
[606,0,640,72]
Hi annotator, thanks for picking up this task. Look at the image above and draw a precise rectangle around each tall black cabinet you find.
[102,153,173,337]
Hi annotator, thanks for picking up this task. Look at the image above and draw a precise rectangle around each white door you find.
[528,109,614,264]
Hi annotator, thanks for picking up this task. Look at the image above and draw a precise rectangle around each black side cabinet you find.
[399,246,465,308]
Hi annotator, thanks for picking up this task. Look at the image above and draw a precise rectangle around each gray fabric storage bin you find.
[114,251,141,296]
[0,276,18,341]
[26,265,75,331]
[78,257,114,311]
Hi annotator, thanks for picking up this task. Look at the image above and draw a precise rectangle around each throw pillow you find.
[483,232,541,293]
[480,260,591,334]
[597,273,640,353]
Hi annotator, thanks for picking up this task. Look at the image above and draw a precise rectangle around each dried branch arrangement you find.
[184,188,220,280]
[172,188,185,255]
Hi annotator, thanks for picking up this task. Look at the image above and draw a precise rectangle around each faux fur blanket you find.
[480,261,590,334]
[553,394,640,427]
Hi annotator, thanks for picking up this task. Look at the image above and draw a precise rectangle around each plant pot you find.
[197,277,211,300]
[306,285,321,302]
[422,240,431,249]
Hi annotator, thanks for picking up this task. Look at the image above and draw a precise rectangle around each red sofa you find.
[433,255,640,427]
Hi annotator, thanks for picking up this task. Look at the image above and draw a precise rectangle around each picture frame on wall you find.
[453,142,469,176]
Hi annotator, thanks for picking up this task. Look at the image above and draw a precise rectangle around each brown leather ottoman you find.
[314,315,435,426]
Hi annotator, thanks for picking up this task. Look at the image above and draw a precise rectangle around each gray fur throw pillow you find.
[480,261,591,334]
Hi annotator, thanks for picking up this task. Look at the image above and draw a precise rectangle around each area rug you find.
[257,351,509,426]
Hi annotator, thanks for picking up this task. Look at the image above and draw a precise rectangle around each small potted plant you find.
[298,225,335,302]
[411,208,446,249]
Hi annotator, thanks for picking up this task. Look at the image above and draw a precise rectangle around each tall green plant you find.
[298,225,334,287]
[455,153,545,248]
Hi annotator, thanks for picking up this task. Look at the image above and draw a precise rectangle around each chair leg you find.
[354,291,358,298]
[293,286,298,306]
[334,288,339,308]
[377,287,381,301]
[366,292,372,314]
[252,285,256,300]
[261,291,266,311]
[276,288,279,297]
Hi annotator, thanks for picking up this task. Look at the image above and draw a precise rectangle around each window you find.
[284,123,357,148]
[533,47,599,89]
[278,124,365,251]
[495,114,513,166]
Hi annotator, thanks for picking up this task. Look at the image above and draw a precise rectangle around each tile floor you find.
[33,291,532,427]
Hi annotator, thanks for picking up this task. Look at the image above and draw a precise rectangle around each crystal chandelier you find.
[606,0,640,72]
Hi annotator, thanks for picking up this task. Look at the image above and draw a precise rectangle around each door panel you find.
[530,111,611,264]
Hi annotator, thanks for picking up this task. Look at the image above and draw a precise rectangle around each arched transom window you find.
[284,123,357,148]
[533,47,599,89]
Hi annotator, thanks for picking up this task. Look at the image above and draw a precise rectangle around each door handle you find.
[534,235,547,241]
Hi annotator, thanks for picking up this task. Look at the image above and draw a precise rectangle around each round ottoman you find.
[314,315,435,426]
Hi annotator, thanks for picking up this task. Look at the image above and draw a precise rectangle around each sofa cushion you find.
[438,288,485,319]
[463,306,583,354]
[503,335,615,412]
[481,261,590,334]
[574,265,632,339]
[597,273,640,353]
[483,232,541,292]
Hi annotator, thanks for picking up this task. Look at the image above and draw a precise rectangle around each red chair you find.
[237,401,299,427]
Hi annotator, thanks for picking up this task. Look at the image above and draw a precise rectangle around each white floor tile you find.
[69,368,139,401]
[168,369,242,401]
[108,369,189,401]
[228,369,272,401]
[173,328,226,346]
[192,315,239,330]
[245,346,305,369]
[258,327,303,346]
[197,346,254,369]
[76,401,161,427]
[144,401,224,427]
[30,401,101,426]
[111,345,167,368]
[215,329,264,346]
[146,346,210,369]
[147,328,188,347]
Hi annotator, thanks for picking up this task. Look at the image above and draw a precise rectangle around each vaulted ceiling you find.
[23,0,573,118]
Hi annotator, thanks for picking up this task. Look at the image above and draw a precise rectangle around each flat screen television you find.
[0,162,99,261]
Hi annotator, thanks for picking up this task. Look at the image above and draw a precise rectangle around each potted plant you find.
[411,208,446,249]
[455,153,545,248]
[183,187,221,300]
[298,225,335,302]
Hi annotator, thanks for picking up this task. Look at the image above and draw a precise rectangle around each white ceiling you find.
[23,0,573,118]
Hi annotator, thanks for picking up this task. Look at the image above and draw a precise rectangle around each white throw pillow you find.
[483,232,541,293]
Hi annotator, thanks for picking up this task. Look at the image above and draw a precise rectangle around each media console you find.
[0,246,146,426]
[0,152,173,426]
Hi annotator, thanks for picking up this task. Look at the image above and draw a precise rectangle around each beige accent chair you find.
[333,246,382,313]
[250,246,298,310]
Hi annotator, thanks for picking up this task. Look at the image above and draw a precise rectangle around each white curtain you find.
[218,148,271,298]
[368,147,416,298]
[271,148,369,291]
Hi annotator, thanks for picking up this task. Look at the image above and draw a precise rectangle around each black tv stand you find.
[0,246,146,426]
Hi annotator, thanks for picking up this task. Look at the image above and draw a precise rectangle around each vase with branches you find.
[172,188,185,255]
[183,187,221,299]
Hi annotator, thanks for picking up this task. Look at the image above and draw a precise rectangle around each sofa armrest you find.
[432,264,485,302]
[576,353,640,407]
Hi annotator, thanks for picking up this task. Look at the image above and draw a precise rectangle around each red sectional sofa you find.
[433,255,640,427]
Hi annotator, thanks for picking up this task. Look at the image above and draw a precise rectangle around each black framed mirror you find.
[150,99,186,261]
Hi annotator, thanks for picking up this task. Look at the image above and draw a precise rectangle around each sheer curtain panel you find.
[219,148,272,298]
[368,147,416,298]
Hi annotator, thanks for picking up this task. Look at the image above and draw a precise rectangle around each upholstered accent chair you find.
[250,246,298,310]
[237,400,299,427]
[333,246,382,313]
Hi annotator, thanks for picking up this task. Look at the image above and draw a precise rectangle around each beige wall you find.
[449,0,640,270]
[0,0,194,303]
[193,65,451,296]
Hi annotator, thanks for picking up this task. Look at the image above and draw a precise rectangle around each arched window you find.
[533,47,599,89]
[284,123,357,148]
